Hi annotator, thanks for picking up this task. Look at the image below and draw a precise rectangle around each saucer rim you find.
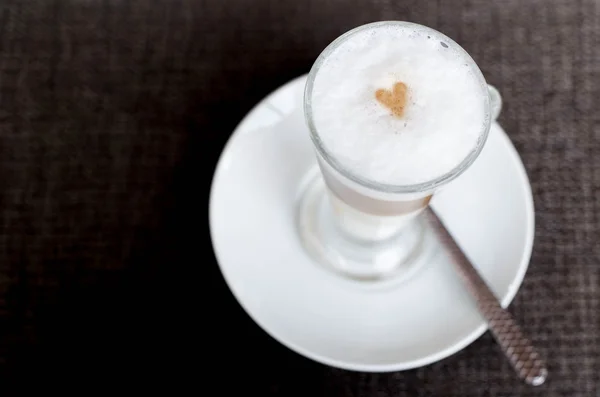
[209,74,534,372]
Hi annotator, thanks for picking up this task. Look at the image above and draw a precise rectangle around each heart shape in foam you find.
[375,82,408,117]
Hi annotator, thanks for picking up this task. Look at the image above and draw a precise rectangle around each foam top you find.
[309,23,488,186]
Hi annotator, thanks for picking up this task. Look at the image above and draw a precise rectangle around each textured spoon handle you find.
[424,207,547,386]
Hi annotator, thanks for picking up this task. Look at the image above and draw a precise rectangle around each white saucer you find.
[209,75,534,372]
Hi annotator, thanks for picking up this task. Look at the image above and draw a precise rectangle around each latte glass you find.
[297,22,501,282]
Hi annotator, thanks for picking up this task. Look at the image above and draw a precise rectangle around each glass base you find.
[296,173,432,283]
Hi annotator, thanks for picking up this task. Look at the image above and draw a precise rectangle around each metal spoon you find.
[423,206,548,386]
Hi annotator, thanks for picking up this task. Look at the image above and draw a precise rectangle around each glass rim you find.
[304,21,492,194]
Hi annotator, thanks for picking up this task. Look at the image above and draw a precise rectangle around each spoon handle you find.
[424,207,548,386]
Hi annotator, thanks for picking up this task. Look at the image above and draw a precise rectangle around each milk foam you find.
[310,24,488,186]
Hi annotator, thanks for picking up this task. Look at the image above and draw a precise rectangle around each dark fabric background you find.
[0,0,597,395]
